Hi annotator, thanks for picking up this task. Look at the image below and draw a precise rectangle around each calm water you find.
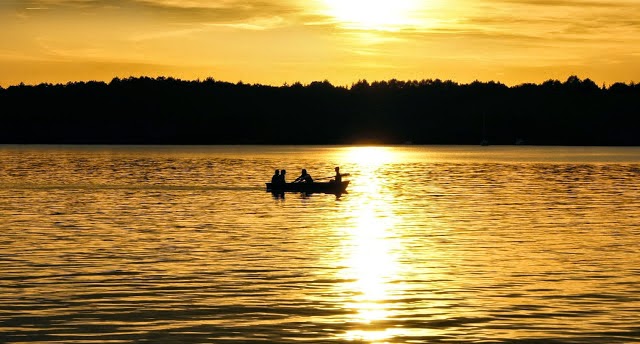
[1,145,640,343]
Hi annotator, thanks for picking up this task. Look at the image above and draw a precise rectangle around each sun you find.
[322,0,422,31]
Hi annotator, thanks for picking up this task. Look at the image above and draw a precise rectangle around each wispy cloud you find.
[435,0,640,42]
[135,0,300,24]
[492,0,633,8]
[13,0,306,26]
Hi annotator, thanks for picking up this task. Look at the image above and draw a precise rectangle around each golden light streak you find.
[335,146,407,342]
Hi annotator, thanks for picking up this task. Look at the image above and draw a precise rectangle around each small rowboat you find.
[266,181,349,194]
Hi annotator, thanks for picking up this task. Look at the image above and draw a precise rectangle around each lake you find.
[1,145,639,343]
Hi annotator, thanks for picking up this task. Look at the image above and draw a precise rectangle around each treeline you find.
[0,75,638,145]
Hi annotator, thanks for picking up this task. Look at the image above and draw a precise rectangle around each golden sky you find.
[1,0,639,87]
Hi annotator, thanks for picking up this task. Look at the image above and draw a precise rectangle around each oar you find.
[314,173,351,181]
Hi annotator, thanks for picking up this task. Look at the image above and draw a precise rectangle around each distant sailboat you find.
[480,113,489,146]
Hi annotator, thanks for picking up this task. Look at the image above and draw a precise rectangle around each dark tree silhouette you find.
[0,75,638,145]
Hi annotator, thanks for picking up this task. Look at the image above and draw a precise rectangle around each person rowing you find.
[293,168,313,183]
[331,166,349,183]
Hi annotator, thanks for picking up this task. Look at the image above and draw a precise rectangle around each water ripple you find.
[1,145,640,343]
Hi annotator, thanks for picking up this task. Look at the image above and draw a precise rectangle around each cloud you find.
[135,0,299,23]
[11,0,306,26]
[492,0,632,8]
[446,0,640,43]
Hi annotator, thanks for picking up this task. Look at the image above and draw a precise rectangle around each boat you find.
[266,181,349,194]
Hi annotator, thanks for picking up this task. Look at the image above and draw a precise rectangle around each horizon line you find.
[2,74,637,90]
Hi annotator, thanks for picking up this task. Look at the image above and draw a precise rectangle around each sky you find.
[1,0,639,88]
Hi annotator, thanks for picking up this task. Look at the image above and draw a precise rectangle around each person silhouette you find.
[271,169,280,184]
[331,166,349,183]
[293,168,313,183]
[279,169,287,183]
[333,166,342,183]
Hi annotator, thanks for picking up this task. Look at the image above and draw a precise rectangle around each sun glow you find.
[322,0,423,30]
[342,146,397,167]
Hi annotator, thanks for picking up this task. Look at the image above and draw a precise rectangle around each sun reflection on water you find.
[336,146,406,342]
[342,146,397,167]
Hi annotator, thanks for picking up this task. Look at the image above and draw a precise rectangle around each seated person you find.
[279,169,287,183]
[271,169,280,184]
[293,169,313,183]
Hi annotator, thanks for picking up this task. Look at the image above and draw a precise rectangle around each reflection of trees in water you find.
[1,75,638,145]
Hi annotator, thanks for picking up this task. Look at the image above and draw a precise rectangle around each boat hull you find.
[266,181,349,194]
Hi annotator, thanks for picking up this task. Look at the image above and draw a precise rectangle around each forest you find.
[0,75,638,145]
